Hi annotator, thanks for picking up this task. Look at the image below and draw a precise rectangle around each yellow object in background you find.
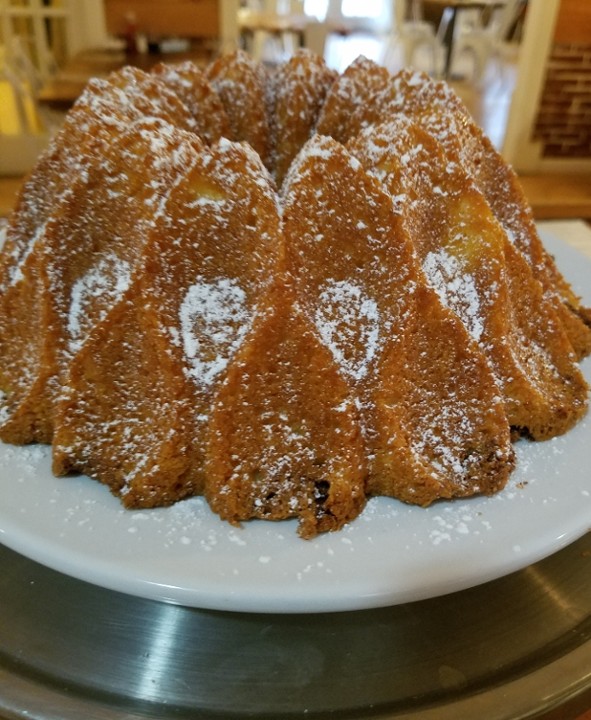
[0,81,21,135]
[0,79,43,135]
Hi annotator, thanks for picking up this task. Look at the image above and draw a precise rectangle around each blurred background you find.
[0,0,589,219]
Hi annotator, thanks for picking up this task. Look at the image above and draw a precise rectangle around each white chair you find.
[382,0,444,76]
[0,0,70,82]
[445,0,524,82]
[240,0,306,64]
[5,36,46,97]
[1,39,49,135]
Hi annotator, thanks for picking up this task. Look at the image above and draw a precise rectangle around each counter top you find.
[520,173,591,220]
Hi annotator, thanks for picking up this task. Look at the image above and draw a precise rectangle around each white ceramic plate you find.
[0,233,590,613]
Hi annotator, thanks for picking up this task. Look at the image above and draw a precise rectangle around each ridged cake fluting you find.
[0,50,589,537]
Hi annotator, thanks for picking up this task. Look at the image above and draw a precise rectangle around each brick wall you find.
[532,43,591,159]
[531,0,591,161]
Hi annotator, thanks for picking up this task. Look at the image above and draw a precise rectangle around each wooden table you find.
[38,46,212,110]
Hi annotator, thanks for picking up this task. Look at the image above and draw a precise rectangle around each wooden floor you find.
[2,171,591,221]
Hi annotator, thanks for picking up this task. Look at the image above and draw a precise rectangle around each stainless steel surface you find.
[1,227,590,718]
[0,533,590,719]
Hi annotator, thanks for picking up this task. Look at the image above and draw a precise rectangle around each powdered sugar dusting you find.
[180,277,252,387]
[7,221,48,287]
[422,249,484,342]
[411,406,478,480]
[68,253,131,354]
[0,389,9,425]
[314,280,380,381]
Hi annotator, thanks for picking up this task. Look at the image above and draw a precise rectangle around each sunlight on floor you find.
[450,55,518,149]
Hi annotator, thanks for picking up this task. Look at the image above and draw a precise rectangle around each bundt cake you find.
[0,50,589,538]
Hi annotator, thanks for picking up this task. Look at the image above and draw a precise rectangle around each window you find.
[0,0,71,78]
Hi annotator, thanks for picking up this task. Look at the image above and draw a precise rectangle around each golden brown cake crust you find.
[206,50,271,167]
[1,51,588,537]
[53,135,284,510]
[1,119,204,448]
[268,49,337,186]
[283,135,514,505]
[152,60,232,145]
[388,68,591,359]
[206,278,367,538]
[347,117,588,439]
[315,59,591,359]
